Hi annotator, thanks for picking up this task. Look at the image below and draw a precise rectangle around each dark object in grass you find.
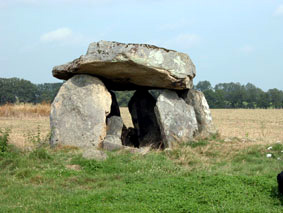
[277,171,283,194]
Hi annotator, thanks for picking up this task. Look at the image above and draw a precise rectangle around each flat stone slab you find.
[52,41,196,90]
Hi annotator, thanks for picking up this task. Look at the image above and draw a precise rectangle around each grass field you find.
[0,104,282,212]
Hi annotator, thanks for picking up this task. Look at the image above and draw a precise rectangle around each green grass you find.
[0,139,282,212]
[0,128,10,152]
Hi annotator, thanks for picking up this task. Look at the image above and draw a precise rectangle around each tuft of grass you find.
[25,125,50,148]
[0,128,10,152]
[187,139,210,148]
[29,147,52,160]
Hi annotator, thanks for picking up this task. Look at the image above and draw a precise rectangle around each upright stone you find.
[181,89,216,136]
[50,75,111,148]
[104,91,124,150]
[154,90,198,148]
[104,116,124,150]
[128,90,162,147]
[106,116,124,137]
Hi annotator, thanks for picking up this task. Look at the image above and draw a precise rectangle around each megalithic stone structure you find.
[50,40,216,154]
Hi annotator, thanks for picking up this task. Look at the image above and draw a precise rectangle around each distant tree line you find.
[0,78,62,105]
[1,77,282,108]
[195,81,283,109]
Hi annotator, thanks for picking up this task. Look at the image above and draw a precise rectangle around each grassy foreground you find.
[0,134,282,213]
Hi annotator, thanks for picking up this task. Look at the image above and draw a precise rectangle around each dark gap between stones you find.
[106,89,164,149]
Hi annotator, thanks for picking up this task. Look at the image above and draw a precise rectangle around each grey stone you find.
[52,40,195,90]
[102,141,124,151]
[181,89,216,136]
[50,74,111,149]
[103,135,122,145]
[154,90,198,148]
[128,90,162,148]
[106,116,124,138]
[82,149,108,160]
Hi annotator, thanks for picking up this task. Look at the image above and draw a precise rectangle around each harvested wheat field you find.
[0,104,283,148]
[0,104,50,148]
[211,109,283,143]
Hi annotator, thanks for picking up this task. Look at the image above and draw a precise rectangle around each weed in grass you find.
[0,128,10,152]
[29,147,52,160]
[24,126,53,160]
[15,168,33,179]
[260,121,267,138]
[245,132,249,138]
[187,139,209,148]
[71,155,103,173]
[25,125,50,148]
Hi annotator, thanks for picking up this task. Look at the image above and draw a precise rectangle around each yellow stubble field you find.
[0,104,282,148]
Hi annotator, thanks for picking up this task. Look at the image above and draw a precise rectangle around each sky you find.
[0,0,282,91]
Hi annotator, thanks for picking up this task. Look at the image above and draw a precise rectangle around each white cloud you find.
[40,27,91,45]
[239,45,254,54]
[163,34,200,50]
[274,4,283,16]
[40,28,73,42]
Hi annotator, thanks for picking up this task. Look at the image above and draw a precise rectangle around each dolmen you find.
[50,40,216,157]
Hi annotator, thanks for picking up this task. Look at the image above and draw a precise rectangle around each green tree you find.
[267,89,283,108]
[36,83,62,103]
[0,78,38,104]
[195,81,213,92]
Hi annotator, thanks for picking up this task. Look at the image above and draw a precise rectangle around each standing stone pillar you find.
[154,90,198,148]
[181,89,216,136]
[50,74,111,149]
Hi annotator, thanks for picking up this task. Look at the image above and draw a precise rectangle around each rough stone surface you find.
[103,135,122,145]
[181,89,216,136]
[52,40,195,90]
[106,116,124,138]
[128,90,162,148]
[102,140,124,151]
[154,90,198,148]
[82,149,108,160]
[50,75,111,148]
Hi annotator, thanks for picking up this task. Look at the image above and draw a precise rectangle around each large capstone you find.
[181,89,216,136]
[154,90,198,148]
[128,90,162,148]
[52,41,195,90]
[50,75,111,149]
